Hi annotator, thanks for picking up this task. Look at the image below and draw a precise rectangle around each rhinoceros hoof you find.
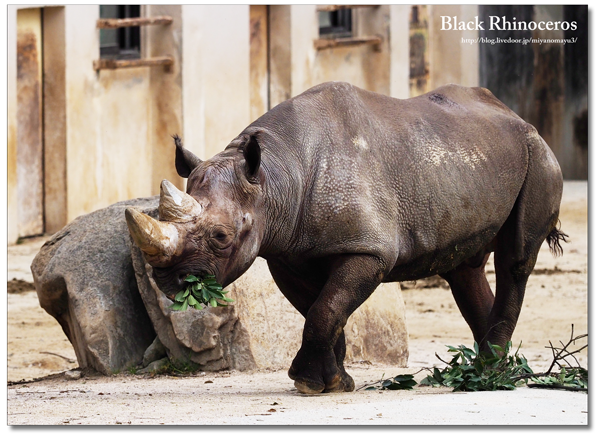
[323,370,355,393]
[289,347,353,394]
[294,378,328,394]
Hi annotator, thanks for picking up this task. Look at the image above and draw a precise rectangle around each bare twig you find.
[435,353,451,366]
[547,343,587,369]
[41,351,77,364]
[544,325,587,375]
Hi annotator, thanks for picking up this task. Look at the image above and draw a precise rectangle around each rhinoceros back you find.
[246,82,546,272]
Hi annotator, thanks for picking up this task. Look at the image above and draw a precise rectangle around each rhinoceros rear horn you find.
[173,134,202,178]
[158,179,203,222]
[125,208,179,258]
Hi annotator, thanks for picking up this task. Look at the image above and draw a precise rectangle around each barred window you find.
[318,9,352,38]
[99,5,141,59]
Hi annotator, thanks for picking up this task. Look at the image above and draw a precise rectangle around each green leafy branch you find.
[359,325,587,392]
[360,372,420,391]
[170,274,233,311]
[420,340,533,391]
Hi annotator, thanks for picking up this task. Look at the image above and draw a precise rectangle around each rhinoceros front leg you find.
[287,254,385,394]
[267,258,355,393]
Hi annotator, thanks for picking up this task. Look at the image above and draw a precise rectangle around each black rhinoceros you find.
[126,82,567,394]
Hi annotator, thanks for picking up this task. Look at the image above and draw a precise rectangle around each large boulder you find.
[32,198,409,375]
[31,197,158,374]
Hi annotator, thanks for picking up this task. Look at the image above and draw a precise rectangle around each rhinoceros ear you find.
[241,134,261,183]
[173,134,202,178]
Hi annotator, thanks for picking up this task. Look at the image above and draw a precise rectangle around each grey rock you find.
[138,357,170,374]
[131,244,251,371]
[31,197,158,375]
[142,336,167,368]
[64,370,82,380]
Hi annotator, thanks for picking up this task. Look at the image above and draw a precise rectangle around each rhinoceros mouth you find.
[152,266,220,299]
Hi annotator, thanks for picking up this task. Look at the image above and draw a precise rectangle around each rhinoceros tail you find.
[546,223,569,257]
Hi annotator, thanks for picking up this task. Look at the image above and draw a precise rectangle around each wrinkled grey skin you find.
[127,82,566,394]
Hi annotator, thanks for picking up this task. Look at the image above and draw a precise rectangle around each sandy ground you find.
[5,181,588,426]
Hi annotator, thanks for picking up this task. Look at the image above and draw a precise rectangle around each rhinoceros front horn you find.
[125,208,180,258]
[158,179,203,222]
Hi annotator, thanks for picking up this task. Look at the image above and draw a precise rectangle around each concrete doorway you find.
[16,8,44,237]
[16,7,67,238]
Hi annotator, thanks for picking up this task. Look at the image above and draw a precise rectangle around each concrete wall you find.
[249,5,269,122]
[8,5,190,241]
[15,8,44,237]
[389,5,411,99]
[268,5,292,108]
[145,5,184,192]
[311,6,391,96]
[181,5,251,160]
[269,5,410,104]
[64,6,154,220]
[8,5,69,240]
[43,7,67,234]
[429,4,479,89]
[7,6,19,244]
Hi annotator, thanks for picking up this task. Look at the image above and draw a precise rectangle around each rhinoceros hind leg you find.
[485,133,563,349]
[485,223,550,350]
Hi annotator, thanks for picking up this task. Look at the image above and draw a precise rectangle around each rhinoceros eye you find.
[210,226,233,249]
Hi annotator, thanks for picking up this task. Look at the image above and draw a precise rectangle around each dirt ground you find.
[5,181,588,425]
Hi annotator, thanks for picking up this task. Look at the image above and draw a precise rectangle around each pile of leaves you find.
[420,341,532,391]
[360,326,587,393]
[170,274,233,311]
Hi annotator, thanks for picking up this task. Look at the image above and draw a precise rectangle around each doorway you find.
[16,8,44,237]
[250,5,269,122]
[16,7,67,238]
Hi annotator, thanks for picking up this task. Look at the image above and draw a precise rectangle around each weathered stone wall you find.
[268,5,411,108]
[181,5,251,160]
